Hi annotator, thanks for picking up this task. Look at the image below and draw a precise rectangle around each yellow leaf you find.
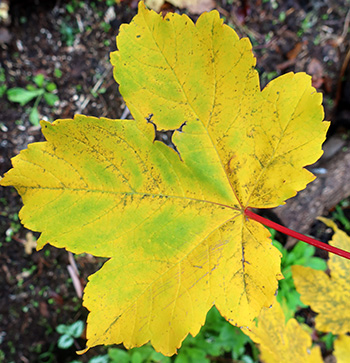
[334,335,350,363]
[0,2,329,356]
[242,300,323,363]
[292,218,350,335]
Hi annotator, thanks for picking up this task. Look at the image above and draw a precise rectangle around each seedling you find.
[56,320,85,349]
[54,68,63,79]
[100,21,111,33]
[6,74,59,126]
[59,21,78,46]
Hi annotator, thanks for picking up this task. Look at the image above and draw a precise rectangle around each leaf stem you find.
[244,208,350,260]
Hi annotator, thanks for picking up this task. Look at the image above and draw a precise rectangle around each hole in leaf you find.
[146,114,186,160]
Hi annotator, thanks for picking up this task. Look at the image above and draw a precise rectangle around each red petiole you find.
[245,208,350,260]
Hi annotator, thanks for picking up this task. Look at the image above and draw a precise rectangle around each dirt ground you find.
[0,0,349,362]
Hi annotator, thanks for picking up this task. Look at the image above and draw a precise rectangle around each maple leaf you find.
[0,2,329,356]
[242,300,323,363]
[292,218,350,335]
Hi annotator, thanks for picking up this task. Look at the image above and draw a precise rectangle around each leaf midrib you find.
[19,185,239,211]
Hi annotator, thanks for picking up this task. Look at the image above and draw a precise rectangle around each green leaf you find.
[293,242,315,259]
[7,88,44,106]
[284,250,297,266]
[26,84,38,91]
[305,257,327,270]
[0,85,7,97]
[281,266,292,280]
[56,324,69,334]
[54,68,63,78]
[320,332,336,351]
[46,82,57,92]
[66,3,74,13]
[271,239,283,252]
[220,325,250,357]
[57,334,74,349]
[33,74,45,88]
[89,355,110,363]
[68,320,85,338]
[150,351,170,362]
[175,348,208,363]
[29,107,40,126]
[44,92,59,106]
[130,351,143,363]
[108,348,130,363]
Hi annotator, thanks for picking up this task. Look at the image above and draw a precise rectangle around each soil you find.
[0,0,349,362]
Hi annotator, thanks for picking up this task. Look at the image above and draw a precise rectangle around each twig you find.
[340,9,350,42]
[68,251,79,276]
[67,252,83,298]
[76,14,84,33]
[121,105,130,119]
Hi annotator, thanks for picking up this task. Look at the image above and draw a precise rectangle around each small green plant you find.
[56,320,85,349]
[54,68,63,79]
[65,0,84,14]
[278,11,286,22]
[271,230,327,320]
[100,21,111,33]
[60,21,79,46]
[297,12,317,36]
[319,332,336,351]
[6,74,59,126]
[108,346,167,363]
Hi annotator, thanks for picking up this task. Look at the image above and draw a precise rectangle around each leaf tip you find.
[76,347,89,355]
[138,0,147,10]
[40,120,51,129]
